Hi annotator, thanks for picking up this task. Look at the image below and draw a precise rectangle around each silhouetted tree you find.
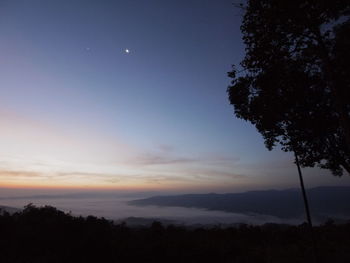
[228,0,350,176]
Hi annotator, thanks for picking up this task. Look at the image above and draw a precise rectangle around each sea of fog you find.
[0,191,300,225]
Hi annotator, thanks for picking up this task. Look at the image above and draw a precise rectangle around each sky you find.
[0,0,349,193]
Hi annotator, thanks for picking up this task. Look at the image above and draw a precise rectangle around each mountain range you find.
[129,186,350,220]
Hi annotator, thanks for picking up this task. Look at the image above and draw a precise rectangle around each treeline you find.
[0,205,349,263]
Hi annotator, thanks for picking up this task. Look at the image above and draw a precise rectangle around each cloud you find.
[0,168,119,183]
[209,156,240,164]
[199,170,246,179]
[55,171,111,178]
[130,153,196,166]
[0,170,43,178]
[183,169,246,180]
[139,174,191,184]
[128,147,240,167]
[54,171,130,184]
[157,144,175,153]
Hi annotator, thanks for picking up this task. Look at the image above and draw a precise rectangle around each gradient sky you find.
[0,0,349,192]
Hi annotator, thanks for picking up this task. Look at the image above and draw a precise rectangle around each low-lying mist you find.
[0,191,300,225]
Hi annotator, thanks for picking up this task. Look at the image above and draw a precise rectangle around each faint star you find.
[86,47,90,51]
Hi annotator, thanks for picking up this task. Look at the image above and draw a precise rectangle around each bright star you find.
[125,49,130,53]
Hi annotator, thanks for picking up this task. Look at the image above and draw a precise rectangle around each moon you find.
[125,49,130,54]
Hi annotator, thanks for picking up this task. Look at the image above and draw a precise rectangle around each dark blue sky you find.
[0,0,348,191]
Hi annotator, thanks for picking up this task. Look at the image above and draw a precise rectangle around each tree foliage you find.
[228,0,350,175]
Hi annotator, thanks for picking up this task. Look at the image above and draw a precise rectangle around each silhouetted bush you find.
[0,205,349,262]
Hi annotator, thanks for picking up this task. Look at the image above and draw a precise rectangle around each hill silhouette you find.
[129,186,350,219]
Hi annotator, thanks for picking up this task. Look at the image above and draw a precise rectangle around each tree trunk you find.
[294,151,313,228]
[294,151,317,263]
[341,162,350,175]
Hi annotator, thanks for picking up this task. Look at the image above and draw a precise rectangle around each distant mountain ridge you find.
[129,186,350,219]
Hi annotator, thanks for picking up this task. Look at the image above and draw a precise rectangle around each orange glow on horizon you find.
[0,109,249,194]
[0,181,247,194]
[0,180,206,192]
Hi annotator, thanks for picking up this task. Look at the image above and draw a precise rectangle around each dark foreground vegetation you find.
[1,205,349,263]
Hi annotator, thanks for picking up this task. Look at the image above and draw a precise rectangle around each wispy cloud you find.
[0,170,43,178]
[193,169,246,179]
[169,168,246,182]
[133,174,192,184]
[130,153,196,166]
[128,145,241,168]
